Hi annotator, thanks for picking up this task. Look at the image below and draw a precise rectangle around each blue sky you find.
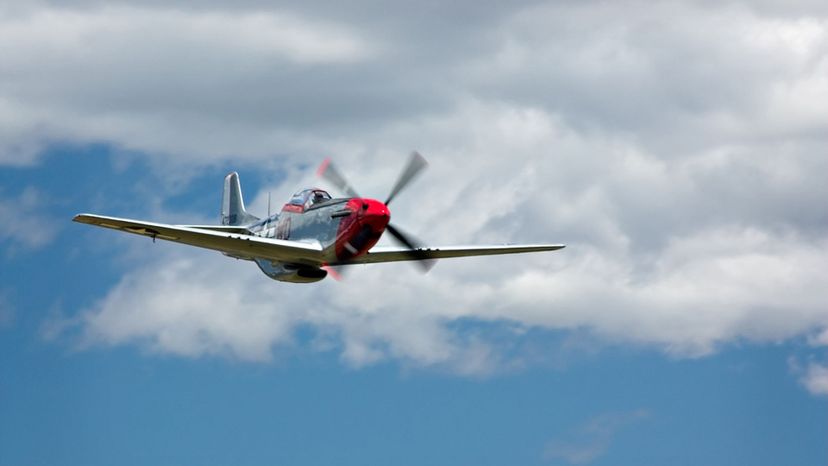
[2,2,827,465]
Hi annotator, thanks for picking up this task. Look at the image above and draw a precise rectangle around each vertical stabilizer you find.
[221,172,259,226]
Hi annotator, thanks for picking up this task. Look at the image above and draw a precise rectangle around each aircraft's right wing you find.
[331,244,565,265]
[73,214,323,265]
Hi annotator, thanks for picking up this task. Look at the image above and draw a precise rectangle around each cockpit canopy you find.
[288,188,332,209]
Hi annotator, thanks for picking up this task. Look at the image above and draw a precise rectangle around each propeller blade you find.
[384,151,427,205]
[317,158,361,198]
[321,264,346,281]
[385,223,437,272]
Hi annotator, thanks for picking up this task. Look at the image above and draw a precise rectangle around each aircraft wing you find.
[73,214,323,265]
[176,224,251,234]
[331,243,565,265]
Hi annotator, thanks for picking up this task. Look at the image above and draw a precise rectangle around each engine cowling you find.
[254,259,327,283]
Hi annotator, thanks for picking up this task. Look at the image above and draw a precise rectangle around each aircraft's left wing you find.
[73,214,323,265]
[331,244,565,265]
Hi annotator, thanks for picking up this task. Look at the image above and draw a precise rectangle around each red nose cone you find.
[334,198,391,261]
[359,198,391,232]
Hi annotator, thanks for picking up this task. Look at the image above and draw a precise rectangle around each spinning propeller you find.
[318,151,436,272]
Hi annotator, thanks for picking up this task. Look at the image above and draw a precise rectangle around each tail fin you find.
[221,172,260,226]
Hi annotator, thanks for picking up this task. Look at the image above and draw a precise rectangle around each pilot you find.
[312,191,327,205]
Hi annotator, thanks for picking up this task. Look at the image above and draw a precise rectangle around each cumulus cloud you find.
[14,2,826,376]
[67,246,503,374]
[476,2,828,164]
[800,363,828,396]
[0,4,381,163]
[2,2,827,163]
[790,329,828,397]
[64,209,827,372]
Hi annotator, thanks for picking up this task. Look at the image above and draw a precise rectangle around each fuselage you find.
[245,189,390,282]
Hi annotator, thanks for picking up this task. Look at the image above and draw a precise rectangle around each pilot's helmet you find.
[312,191,326,204]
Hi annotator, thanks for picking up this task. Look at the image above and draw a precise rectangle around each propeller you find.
[385,223,436,272]
[318,151,435,272]
[317,158,361,198]
[385,151,427,205]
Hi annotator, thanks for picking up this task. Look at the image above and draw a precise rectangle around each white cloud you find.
[55,96,828,373]
[64,193,828,371]
[0,188,57,249]
[2,2,827,165]
[801,362,828,396]
[0,6,373,65]
[13,2,826,377]
[0,4,378,163]
[69,246,504,373]
[790,329,828,397]
[463,2,828,156]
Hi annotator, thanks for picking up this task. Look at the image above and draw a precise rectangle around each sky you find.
[1,1,827,464]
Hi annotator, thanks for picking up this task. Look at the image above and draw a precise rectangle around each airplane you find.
[73,152,565,283]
